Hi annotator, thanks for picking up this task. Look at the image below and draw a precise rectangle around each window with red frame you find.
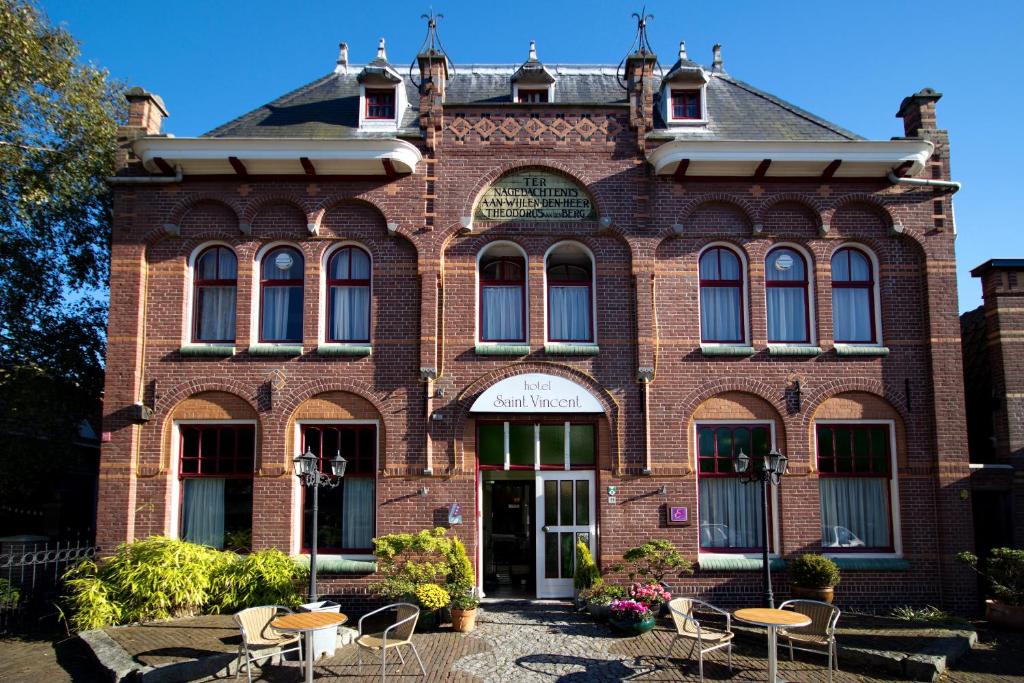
[671,90,701,120]
[178,424,254,551]
[696,424,772,551]
[699,247,745,343]
[765,247,810,343]
[300,424,376,553]
[193,246,237,343]
[326,246,371,343]
[517,89,548,103]
[831,247,876,343]
[477,421,595,470]
[365,89,395,119]
[479,255,526,342]
[259,246,303,343]
[816,424,893,551]
[547,245,593,343]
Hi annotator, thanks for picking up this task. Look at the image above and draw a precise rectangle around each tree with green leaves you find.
[0,0,123,529]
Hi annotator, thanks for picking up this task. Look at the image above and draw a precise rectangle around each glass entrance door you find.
[535,471,596,598]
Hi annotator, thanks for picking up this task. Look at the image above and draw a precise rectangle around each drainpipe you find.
[886,171,960,193]
[106,167,183,184]
[638,368,655,474]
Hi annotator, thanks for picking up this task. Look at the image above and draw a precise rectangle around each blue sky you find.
[43,0,1024,313]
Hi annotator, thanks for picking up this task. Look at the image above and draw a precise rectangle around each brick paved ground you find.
[1,602,1023,682]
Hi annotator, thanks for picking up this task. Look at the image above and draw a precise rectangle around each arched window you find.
[479,244,526,342]
[192,246,237,342]
[831,247,876,343]
[546,243,594,343]
[259,246,304,343]
[765,247,810,343]
[326,246,371,343]
[699,246,744,343]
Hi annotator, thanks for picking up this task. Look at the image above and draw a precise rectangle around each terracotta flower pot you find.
[451,607,478,633]
[985,599,1024,629]
[610,614,656,636]
[791,585,835,603]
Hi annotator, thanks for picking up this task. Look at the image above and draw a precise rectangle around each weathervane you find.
[409,8,455,87]
[616,7,661,90]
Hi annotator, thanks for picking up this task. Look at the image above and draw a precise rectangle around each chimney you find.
[115,86,168,173]
[712,44,724,73]
[528,40,538,62]
[415,12,451,149]
[335,42,348,74]
[376,37,387,63]
[679,41,688,61]
[896,87,942,138]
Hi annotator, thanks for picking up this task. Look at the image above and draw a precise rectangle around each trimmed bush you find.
[371,527,476,607]
[790,553,841,589]
[618,540,693,583]
[574,540,600,590]
[957,547,1024,606]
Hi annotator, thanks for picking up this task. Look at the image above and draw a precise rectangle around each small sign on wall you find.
[667,504,690,527]
[448,502,463,525]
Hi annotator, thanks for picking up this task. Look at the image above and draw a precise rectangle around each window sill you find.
[544,342,599,356]
[768,345,822,357]
[700,344,755,357]
[698,555,786,571]
[317,343,372,357]
[825,557,909,571]
[475,343,530,356]
[180,344,236,357]
[294,555,377,574]
[834,344,890,357]
[247,343,303,357]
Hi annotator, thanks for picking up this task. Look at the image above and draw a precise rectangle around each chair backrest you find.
[780,599,840,636]
[668,597,700,636]
[234,606,278,646]
[387,603,420,642]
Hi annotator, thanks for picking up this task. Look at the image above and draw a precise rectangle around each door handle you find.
[542,526,549,533]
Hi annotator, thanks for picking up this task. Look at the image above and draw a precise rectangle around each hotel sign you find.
[469,373,604,413]
[474,171,596,222]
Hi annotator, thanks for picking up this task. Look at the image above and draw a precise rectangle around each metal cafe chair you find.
[232,605,303,683]
[355,602,427,681]
[778,599,842,682]
[667,597,735,682]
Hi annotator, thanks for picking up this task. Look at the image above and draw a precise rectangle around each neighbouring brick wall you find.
[98,88,976,614]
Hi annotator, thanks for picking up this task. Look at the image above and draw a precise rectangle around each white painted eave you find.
[132,137,423,176]
[646,139,934,178]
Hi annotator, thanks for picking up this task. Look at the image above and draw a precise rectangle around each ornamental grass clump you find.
[609,598,651,624]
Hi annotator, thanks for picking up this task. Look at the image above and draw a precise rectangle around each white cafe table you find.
[270,611,348,683]
[733,607,812,683]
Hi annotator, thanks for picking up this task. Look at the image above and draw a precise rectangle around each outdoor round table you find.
[733,607,811,683]
[271,611,348,683]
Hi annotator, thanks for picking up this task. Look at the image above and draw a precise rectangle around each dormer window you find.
[366,89,396,119]
[517,89,549,104]
[671,89,701,120]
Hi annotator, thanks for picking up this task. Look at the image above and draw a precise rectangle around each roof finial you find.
[335,42,348,74]
[409,10,455,88]
[528,40,538,62]
[712,43,724,72]
[678,41,687,60]
[616,7,659,90]
[376,37,388,63]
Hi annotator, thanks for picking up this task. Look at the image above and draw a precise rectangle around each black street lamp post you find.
[294,447,346,602]
[733,446,788,608]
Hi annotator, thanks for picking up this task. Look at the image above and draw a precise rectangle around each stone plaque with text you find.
[475,171,595,222]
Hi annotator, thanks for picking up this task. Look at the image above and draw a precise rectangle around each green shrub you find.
[414,583,451,610]
[617,540,693,583]
[0,578,20,605]
[372,527,474,602]
[573,540,601,590]
[446,536,476,595]
[957,547,1024,606]
[586,583,626,607]
[63,537,305,632]
[790,553,841,589]
[451,592,479,610]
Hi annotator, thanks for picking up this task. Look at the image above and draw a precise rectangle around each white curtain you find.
[482,286,523,340]
[182,478,225,549]
[832,288,872,341]
[820,478,889,548]
[262,286,301,341]
[767,288,806,342]
[196,286,236,341]
[699,478,762,548]
[549,286,590,341]
[700,287,741,341]
[330,285,370,341]
[342,478,374,549]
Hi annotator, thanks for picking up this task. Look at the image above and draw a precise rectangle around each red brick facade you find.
[99,46,976,613]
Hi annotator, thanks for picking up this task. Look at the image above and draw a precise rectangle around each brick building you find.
[100,18,976,612]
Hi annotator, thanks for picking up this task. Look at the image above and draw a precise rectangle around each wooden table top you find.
[734,608,812,627]
[271,612,348,632]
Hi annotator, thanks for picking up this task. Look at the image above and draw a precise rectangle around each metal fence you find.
[0,539,96,633]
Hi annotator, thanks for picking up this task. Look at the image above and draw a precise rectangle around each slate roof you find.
[204,64,861,142]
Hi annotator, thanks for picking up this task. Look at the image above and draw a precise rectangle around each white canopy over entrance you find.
[469,373,604,413]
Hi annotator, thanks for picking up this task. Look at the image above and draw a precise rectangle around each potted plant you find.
[573,540,601,608]
[957,548,1024,628]
[414,582,450,631]
[585,583,626,623]
[609,598,656,636]
[789,553,840,603]
[616,539,693,587]
[450,592,480,632]
[629,582,672,614]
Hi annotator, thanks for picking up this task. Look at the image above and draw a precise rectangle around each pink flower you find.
[610,598,652,623]
[629,582,671,606]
